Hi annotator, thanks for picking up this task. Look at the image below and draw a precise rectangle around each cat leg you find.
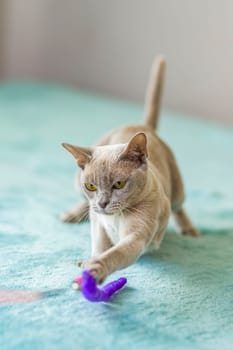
[150,229,167,250]
[79,233,147,283]
[78,217,113,270]
[90,220,113,257]
[78,200,161,283]
[173,208,200,237]
[60,201,89,223]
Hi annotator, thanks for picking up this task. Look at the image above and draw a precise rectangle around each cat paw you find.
[60,211,85,223]
[181,227,201,237]
[77,259,108,284]
[60,211,76,223]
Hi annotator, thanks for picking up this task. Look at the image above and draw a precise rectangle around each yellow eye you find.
[85,183,97,191]
[113,180,126,190]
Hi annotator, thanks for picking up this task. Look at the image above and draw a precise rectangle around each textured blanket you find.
[0,82,233,350]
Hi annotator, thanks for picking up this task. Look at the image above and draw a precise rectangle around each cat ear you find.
[120,132,148,164]
[62,143,93,169]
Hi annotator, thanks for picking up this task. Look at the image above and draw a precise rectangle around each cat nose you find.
[98,200,109,209]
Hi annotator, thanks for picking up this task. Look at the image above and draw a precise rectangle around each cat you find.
[61,56,200,283]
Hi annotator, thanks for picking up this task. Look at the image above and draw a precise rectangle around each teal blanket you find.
[0,83,233,350]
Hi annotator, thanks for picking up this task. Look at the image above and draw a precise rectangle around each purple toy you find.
[73,270,127,302]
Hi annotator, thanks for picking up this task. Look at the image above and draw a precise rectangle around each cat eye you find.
[85,183,97,191]
[113,180,126,190]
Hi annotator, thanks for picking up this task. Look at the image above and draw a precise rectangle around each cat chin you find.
[93,208,118,216]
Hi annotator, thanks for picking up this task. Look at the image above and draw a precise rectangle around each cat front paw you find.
[77,259,108,284]
[60,211,79,223]
[60,204,89,223]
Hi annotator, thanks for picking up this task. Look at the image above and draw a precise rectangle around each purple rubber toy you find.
[73,270,127,302]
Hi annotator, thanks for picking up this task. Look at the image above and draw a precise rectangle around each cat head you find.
[62,133,148,215]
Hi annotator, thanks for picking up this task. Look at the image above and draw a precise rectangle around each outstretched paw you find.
[77,259,108,284]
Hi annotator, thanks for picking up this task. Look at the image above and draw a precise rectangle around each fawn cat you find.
[62,56,200,283]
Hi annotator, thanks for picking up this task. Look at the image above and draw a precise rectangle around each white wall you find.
[2,0,84,82]
[2,0,233,123]
[0,0,6,79]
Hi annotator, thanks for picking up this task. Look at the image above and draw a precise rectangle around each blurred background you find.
[0,0,233,124]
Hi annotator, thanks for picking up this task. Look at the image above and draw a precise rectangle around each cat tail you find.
[143,56,166,130]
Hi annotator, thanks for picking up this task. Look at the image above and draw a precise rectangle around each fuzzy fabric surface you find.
[0,82,233,350]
